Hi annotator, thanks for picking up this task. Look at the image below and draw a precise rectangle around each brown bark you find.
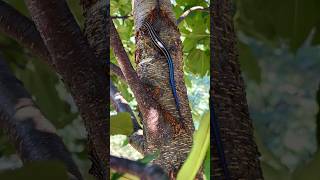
[24,1,108,179]
[131,0,194,178]
[0,1,52,67]
[211,0,263,179]
[80,0,109,178]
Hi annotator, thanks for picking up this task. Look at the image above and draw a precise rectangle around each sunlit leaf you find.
[110,112,133,135]
[177,111,210,180]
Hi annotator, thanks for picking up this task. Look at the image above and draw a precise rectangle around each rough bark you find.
[131,0,194,178]
[23,1,108,179]
[211,0,263,179]
[0,56,82,180]
[0,1,52,66]
[81,0,108,63]
[80,0,109,178]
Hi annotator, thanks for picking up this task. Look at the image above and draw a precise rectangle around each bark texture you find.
[131,0,194,178]
[24,0,108,178]
[0,1,52,66]
[211,0,263,179]
[81,0,109,178]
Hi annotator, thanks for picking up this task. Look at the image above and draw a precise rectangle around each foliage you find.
[110,112,133,135]
[177,111,210,180]
[0,1,91,178]
[0,161,69,180]
[235,0,320,51]
[235,0,320,179]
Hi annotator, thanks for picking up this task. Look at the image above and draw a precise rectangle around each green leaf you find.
[203,148,210,180]
[292,150,320,180]
[110,112,133,135]
[121,137,129,147]
[4,0,29,16]
[238,41,262,84]
[177,111,210,179]
[137,150,160,165]
[14,59,77,128]
[110,170,139,180]
[111,172,124,180]
[260,162,290,180]
[235,0,320,51]
[0,161,68,180]
[186,49,209,76]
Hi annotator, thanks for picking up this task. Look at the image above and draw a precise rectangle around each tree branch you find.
[110,79,140,131]
[211,0,263,178]
[0,56,82,180]
[23,0,108,178]
[110,21,161,126]
[0,0,53,67]
[110,156,168,180]
[80,1,109,177]
[111,15,132,20]
[177,6,209,24]
[110,62,125,80]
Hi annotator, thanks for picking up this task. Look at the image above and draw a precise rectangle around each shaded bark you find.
[210,0,263,179]
[23,1,108,179]
[81,0,108,63]
[0,56,82,180]
[80,0,109,178]
[0,1,52,67]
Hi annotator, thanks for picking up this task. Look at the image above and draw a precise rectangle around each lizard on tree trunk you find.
[129,0,196,178]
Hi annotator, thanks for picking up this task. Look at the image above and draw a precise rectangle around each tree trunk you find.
[211,0,264,179]
[130,0,194,178]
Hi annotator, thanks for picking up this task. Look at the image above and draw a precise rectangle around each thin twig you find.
[111,15,132,19]
[110,62,125,80]
[177,6,209,24]
[110,21,157,114]
[0,1,53,67]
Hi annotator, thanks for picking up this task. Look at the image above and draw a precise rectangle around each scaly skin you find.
[142,21,184,128]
